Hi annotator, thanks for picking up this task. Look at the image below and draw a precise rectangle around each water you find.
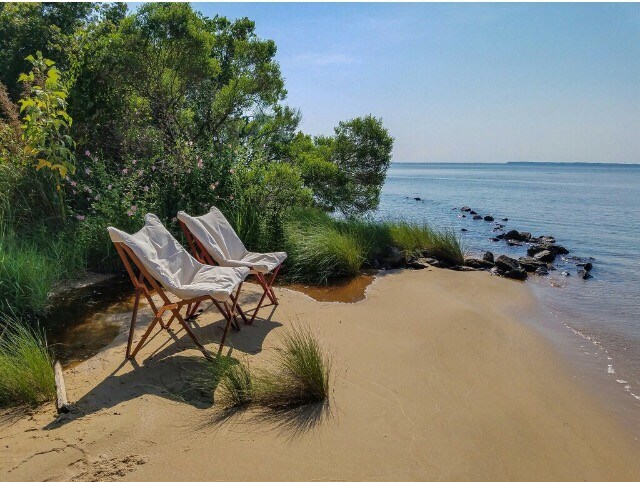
[375,162,640,406]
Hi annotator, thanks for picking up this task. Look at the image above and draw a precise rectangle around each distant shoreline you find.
[392,161,640,167]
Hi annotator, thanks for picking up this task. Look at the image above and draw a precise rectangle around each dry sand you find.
[1,268,639,480]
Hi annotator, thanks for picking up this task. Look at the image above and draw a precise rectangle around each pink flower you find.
[143,186,149,192]
[126,210,133,217]
[132,159,137,165]
[76,214,85,221]
[84,150,90,156]
[122,168,128,175]
[210,183,216,190]
[229,169,234,174]
[229,195,234,200]
[151,165,156,171]
[85,168,91,175]
[107,184,112,190]
[94,194,100,201]
[72,189,77,195]
[172,216,177,222]
[131,205,137,213]
[188,141,193,146]
[138,170,143,177]
[70,181,77,187]
[197,158,203,169]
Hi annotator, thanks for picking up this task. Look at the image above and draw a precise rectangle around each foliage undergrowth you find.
[0,317,55,407]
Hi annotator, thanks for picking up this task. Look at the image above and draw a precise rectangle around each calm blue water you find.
[376,162,640,403]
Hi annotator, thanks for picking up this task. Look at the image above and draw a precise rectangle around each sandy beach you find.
[1,268,638,481]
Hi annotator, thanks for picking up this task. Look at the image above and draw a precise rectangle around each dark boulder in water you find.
[414,197,422,201]
[460,228,468,232]
[518,257,547,272]
[535,266,548,276]
[528,243,569,257]
[461,206,472,212]
[533,250,555,262]
[483,251,494,263]
[473,214,482,220]
[483,215,494,221]
[470,210,477,215]
[503,268,527,280]
[495,255,521,272]
[578,269,593,279]
[464,257,493,269]
[578,262,593,271]
[537,236,556,244]
[504,230,529,242]
[490,237,500,242]
[501,218,508,221]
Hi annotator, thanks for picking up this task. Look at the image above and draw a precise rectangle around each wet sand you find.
[1,268,639,480]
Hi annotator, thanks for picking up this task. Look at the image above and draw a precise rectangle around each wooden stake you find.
[54,361,70,414]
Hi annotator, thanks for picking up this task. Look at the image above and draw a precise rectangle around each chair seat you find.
[220,252,287,273]
[181,265,250,300]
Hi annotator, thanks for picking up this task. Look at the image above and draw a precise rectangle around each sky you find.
[149,3,640,163]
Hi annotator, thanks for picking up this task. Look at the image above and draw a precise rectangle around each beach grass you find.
[0,318,56,407]
[213,326,331,411]
[283,208,465,283]
[0,222,87,319]
[284,210,365,283]
[257,325,331,409]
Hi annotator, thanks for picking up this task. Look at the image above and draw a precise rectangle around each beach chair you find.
[177,206,287,324]
[108,214,250,360]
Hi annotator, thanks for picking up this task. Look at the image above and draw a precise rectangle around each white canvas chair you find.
[177,206,286,324]
[108,214,250,359]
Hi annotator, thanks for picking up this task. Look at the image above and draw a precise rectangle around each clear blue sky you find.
[140,3,640,163]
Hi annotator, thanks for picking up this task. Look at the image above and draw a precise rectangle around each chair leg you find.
[126,289,141,358]
[218,301,234,355]
[173,309,208,356]
[129,315,162,359]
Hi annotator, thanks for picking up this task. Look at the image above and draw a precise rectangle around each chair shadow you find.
[44,309,282,430]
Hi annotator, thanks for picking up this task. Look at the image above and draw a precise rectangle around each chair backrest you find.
[108,214,203,295]
[177,206,248,264]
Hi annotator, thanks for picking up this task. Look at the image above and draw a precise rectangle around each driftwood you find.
[54,361,70,414]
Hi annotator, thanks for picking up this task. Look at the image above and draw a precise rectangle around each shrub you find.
[0,317,56,407]
[217,362,255,409]
[425,228,465,265]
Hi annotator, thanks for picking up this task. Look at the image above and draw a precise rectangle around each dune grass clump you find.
[424,228,465,265]
[387,221,434,254]
[217,362,255,409]
[284,210,364,284]
[0,318,56,407]
[258,326,331,409]
[213,326,331,411]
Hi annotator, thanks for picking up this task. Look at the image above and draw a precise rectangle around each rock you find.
[577,262,593,271]
[472,214,482,220]
[527,243,569,257]
[371,259,381,269]
[520,232,532,241]
[382,246,406,268]
[407,258,429,269]
[482,251,494,263]
[537,236,556,244]
[495,255,521,272]
[460,228,468,232]
[506,240,523,246]
[518,257,547,272]
[501,218,508,221]
[464,257,494,269]
[561,271,571,276]
[490,266,504,276]
[483,215,494,221]
[451,265,479,272]
[492,227,503,232]
[461,206,472,212]
[503,268,527,280]
[461,214,467,218]
[504,230,526,241]
[490,237,500,242]
[414,197,422,201]
[578,269,593,280]
[533,250,555,262]
[470,210,477,215]
[535,266,549,276]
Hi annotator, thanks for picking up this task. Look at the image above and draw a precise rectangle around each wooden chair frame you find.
[180,220,282,324]
[114,242,243,360]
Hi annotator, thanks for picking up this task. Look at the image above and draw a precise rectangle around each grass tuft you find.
[212,326,331,411]
[0,318,56,407]
[258,326,331,409]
